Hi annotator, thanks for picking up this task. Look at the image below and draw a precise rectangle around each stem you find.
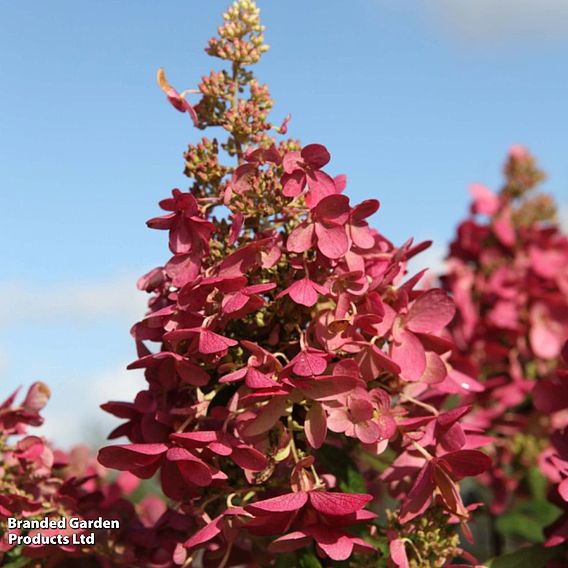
[176,414,194,433]
[310,464,323,489]
[410,439,434,460]
[399,392,440,416]
[218,540,234,568]
[230,62,243,160]
[402,537,423,564]
[489,512,504,557]
[287,415,300,463]
[272,351,290,363]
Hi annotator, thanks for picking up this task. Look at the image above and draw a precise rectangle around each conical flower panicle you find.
[100,2,490,565]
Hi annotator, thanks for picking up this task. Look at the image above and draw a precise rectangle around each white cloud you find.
[0,273,147,325]
[425,0,568,43]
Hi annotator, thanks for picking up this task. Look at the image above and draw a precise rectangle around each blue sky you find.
[1,0,566,447]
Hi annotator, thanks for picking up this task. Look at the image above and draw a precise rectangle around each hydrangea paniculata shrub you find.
[442,147,568,556]
[98,2,491,566]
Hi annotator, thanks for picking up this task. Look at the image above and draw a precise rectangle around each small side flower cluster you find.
[99,2,490,566]
[0,384,137,565]
[443,147,568,550]
[0,383,204,567]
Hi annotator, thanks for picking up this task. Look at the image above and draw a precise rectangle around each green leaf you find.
[317,444,366,493]
[275,554,299,568]
[527,466,549,502]
[297,549,323,568]
[496,499,561,543]
[485,544,562,568]
[2,556,32,568]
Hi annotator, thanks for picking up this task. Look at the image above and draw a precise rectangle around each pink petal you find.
[184,517,222,549]
[232,163,257,194]
[166,448,213,487]
[219,367,248,384]
[222,291,250,314]
[433,465,467,518]
[305,403,327,449]
[247,491,308,513]
[283,278,324,307]
[231,445,268,471]
[293,351,328,376]
[176,359,210,386]
[419,351,447,384]
[326,409,351,433]
[245,369,277,389]
[198,329,238,354]
[228,212,244,244]
[116,471,141,495]
[261,246,282,270]
[97,444,166,478]
[376,414,397,441]
[156,70,199,127]
[289,278,318,307]
[390,329,427,381]
[312,528,354,561]
[334,174,347,192]
[269,531,312,553]
[243,397,287,437]
[493,209,515,246]
[440,422,466,453]
[282,151,302,174]
[534,378,568,413]
[315,224,349,259]
[390,538,410,568]
[308,491,372,516]
[559,478,568,502]
[301,144,330,169]
[287,223,315,253]
[305,171,339,208]
[530,303,564,359]
[282,171,306,197]
[438,406,472,428]
[406,290,456,334]
[294,376,357,401]
[170,431,219,446]
[165,252,200,288]
[438,450,492,480]
[356,343,401,380]
[246,282,277,294]
[442,369,485,394]
[469,183,498,216]
[349,223,375,249]
[530,246,566,279]
[352,537,377,555]
[350,199,380,222]
[349,398,374,422]
[314,194,350,225]
[399,462,435,523]
[23,382,50,412]
[207,441,233,456]
[355,421,381,444]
